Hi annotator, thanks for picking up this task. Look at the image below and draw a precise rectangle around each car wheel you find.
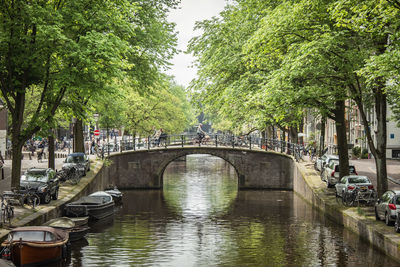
[385,212,394,226]
[52,189,59,200]
[43,192,51,204]
[375,208,380,221]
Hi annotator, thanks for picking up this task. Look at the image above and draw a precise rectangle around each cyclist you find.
[196,123,206,144]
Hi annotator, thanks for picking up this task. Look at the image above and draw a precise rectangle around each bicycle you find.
[0,196,14,225]
[57,166,81,185]
[3,187,40,209]
[341,187,377,207]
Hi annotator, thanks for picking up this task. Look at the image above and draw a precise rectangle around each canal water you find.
[68,154,398,266]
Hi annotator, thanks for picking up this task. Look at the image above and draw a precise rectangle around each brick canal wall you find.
[293,161,400,263]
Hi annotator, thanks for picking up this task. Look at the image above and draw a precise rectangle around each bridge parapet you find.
[105,147,294,190]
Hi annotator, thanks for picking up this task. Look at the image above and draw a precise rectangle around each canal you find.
[68,154,398,266]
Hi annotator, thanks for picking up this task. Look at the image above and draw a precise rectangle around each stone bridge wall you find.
[105,147,294,190]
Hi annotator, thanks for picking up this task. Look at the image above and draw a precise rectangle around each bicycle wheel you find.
[70,170,81,185]
[5,205,14,224]
[28,194,40,208]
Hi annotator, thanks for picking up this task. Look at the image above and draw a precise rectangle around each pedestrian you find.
[91,138,96,155]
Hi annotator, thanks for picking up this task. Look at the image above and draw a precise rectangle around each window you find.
[11,231,44,242]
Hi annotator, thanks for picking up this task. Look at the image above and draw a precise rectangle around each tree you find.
[124,78,193,137]
[0,0,136,188]
[330,0,400,195]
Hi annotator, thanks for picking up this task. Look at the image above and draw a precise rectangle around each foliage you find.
[361,148,369,159]
[352,146,361,158]
[123,77,194,136]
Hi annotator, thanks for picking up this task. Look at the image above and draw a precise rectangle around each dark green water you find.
[67,154,398,267]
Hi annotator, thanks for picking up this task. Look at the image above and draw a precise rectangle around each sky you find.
[165,0,227,87]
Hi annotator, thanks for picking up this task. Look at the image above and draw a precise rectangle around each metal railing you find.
[113,133,306,161]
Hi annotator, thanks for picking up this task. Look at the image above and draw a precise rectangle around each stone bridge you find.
[104,147,295,190]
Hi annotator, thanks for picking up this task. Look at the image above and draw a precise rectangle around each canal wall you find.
[293,161,400,263]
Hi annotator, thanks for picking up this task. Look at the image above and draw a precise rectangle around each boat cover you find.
[8,226,69,242]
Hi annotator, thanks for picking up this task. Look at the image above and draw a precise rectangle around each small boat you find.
[1,226,69,267]
[69,216,89,227]
[43,217,89,242]
[65,191,114,221]
[104,187,123,204]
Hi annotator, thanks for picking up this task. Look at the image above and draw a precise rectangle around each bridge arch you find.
[106,147,294,190]
[159,151,241,187]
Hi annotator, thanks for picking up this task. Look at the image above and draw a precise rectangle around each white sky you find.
[165,0,227,88]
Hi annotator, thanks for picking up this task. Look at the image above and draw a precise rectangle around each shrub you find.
[352,146,361,158]
[361,148,369,159]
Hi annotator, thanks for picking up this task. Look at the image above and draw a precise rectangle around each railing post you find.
[133,137,136,151]
[147,136,150,150]
[181,135,184,148]
[232,134,235,148]
[215,135,218,147]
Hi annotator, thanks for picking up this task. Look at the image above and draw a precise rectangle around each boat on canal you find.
[1,226,69,267]
[43,217,89,242]
[104,186,123,204]
[65,191,115,220]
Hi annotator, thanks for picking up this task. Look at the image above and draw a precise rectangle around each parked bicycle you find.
[3,187,40,209]
[0,196,14,225]
[56,165,81,185]
[340,187,377,207]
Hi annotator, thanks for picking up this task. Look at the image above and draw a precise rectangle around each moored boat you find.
[43,217,89,242]
[1,226,69,267]
[65,191,114,221]
[69,216,89,227]
[104,187,123,204]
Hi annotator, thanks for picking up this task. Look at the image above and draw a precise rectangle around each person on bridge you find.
[197,123,206,144]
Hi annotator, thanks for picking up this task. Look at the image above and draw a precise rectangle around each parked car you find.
[63,152,90,176]
[315,154,339,172]
[321,161,357,188]
[335,175,374,198]
[375,190,400,226]
[20,168,60,204]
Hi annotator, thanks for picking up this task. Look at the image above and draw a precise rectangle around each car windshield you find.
[348,177,369,184]
[22,171,48,182]
[66,155,84,163]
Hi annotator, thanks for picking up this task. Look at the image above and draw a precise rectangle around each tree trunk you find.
[354,85,388,196]
[48,134,55,170]
[11,140,24,189]
[319,116,326,156]
[73,119,85,153]
[334,100,349,178]
[374,90,388,196]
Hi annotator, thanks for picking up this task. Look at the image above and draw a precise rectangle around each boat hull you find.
[8,241,66,267]
[65,202,114,221]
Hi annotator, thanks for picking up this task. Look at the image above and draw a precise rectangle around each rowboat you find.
[43,217,89,242]
[65,191,114,220]
[104,187,123,204]
[1,226,69,267]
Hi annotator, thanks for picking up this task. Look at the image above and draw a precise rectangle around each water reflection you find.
[67,154,398,267]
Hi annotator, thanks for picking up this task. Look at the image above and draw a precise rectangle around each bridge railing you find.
[117,134,307,161]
